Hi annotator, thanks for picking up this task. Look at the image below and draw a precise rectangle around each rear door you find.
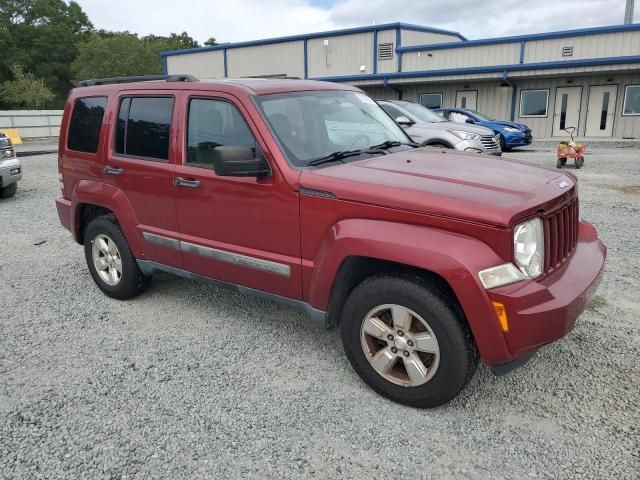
[102,92,182,268]
[172,91,302,299]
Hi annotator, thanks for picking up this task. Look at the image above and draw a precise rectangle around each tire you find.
[84,214,151,300]
[0,182,17,198]
[340,274,478,408]
[422,142,451,149]
[576,157,584,169]
[498,134,508,152]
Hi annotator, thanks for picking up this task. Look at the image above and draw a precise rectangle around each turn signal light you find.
[492,301,509,332]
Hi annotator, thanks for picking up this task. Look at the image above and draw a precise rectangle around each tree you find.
[204,37,217,46]
[0,0,93,107]
[71,32,202,81]
[0,64,55,108]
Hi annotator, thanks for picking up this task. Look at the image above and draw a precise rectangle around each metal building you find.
[162,22,640,139]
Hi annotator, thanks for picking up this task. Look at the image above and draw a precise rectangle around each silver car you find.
[379,100,502,156]
[0,133,22,198]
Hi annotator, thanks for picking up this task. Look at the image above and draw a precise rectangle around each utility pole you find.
[625,0,635,24]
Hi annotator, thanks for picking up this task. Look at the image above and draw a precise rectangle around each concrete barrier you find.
[0,110,63,139]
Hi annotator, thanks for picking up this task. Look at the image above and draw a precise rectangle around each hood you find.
[415,120,494,136]
[481,120,529,131]
[299,148,575,227]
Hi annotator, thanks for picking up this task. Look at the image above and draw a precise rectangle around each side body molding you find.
[305,219,512,364]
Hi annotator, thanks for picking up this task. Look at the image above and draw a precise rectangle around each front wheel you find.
[0,182,17,198]
[340,275,477,408]
[84,215,151,300]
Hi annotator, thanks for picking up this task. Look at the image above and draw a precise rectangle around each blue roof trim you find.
[160,22,466,57]
[397,23,640,53]
[311,54,640,82]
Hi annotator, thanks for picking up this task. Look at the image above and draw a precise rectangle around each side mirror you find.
[395,115,414,126]
[465,118,475,124]
[213,146,270,178]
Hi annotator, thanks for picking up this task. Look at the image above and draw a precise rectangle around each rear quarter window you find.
[67,97,107,153]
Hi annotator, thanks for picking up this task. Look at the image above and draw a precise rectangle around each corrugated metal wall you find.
[166,50,225,78]
[402,43,520,71]
[525,31,640,63]
[400,30,462,46]
[307,32,374,77]
[227,41,304,78]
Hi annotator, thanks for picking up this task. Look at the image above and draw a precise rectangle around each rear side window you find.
[115,97,174,160]
[67,97,107,153]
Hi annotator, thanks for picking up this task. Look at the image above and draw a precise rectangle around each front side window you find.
[67,97,107,153]
[623,85,640,116]
[254,90,409,167]
[419,93,443,109]
[187,99,258,167]
[115,96,174,160]
[520,90,549,117]
[380,104,405,120]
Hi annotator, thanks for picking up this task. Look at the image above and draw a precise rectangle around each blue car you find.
[434,108,532,151]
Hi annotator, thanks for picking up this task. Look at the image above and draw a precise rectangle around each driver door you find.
[173,91,302,299]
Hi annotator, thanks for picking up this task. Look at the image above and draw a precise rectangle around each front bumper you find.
[486,221,606,365]
[0,157,22,187]
[456,138,502,156]
[504,133,533,148]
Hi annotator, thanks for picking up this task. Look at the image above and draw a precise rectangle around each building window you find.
[519,89,549,117]
[115,97,174,161]
[378,43,394,61]
[419,93,443,109]
[67,97,107,153]
[623,85,640,116]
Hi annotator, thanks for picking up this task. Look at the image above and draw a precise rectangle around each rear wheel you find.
[84,215,151,299]
[0,182,17,198]
[340,275,477,408]
[576,157,584,169]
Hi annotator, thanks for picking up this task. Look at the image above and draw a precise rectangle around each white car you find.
[379,100,502,156]
[0,133,22,198]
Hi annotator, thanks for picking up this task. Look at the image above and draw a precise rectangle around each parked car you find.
[378,99,502,156]
[56,75,606,408]
[434,107,532,151]
[0,132,21,198]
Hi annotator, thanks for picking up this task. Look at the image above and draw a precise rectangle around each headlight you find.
[503,127,521,133]
[513,218,544,278]
[450,130,481,140]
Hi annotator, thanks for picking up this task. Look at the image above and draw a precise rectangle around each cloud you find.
[75,0,636,43]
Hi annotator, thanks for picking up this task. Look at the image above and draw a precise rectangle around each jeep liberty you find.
[56,76,606,407]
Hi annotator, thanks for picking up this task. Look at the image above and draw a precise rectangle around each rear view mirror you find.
[395,115,414,126]
[213,146,270,178]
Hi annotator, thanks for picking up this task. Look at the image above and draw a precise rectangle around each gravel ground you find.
[1,145,638,479]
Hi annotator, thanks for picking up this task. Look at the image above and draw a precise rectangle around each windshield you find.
[466,109,494,121]
[398,102,446,124]
[254,91,411,167]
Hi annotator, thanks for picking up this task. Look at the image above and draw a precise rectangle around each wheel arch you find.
[307,219,512,364]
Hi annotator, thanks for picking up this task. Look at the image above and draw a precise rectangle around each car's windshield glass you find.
[398,102,446,124]
[466,109,494,121]
[254,91,411,167]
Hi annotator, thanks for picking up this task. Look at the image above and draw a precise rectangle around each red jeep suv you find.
[56,75,606,408]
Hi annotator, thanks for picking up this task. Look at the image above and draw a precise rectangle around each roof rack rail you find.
[76,74,199,87]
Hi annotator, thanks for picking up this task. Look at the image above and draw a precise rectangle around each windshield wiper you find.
[369,140,420,150]
[308,148,387,167]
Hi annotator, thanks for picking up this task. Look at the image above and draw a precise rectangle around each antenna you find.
[625,0,635,24]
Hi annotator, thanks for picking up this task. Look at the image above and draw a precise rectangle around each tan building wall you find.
[307,32,374,77]
[227,41,304,78]
[166,50,225,78]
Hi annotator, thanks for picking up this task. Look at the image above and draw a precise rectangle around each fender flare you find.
[307,219,511,364]
[70,181,145,257]
[420,139,454,149]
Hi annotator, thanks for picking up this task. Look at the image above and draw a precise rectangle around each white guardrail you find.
[0,110,63,139]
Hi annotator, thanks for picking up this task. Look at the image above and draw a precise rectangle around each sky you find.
[75,0,639,44]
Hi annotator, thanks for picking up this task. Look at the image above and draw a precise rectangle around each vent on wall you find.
[378,43,394,60]
[562,46,574,57]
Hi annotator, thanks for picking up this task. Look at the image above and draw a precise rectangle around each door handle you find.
[104,166,124,175]
[175,177,201,188]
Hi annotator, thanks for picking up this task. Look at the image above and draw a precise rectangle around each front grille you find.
[543,196,579,271]
[481,135,499,150]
